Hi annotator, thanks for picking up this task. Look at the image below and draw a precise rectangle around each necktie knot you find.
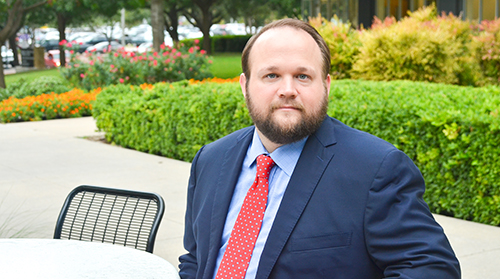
[256,154,275,180]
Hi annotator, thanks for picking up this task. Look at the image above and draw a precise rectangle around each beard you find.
[245,87,329,145]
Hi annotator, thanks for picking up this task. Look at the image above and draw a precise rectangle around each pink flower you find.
[119,78,124,83]
[200,50,206,55]
[114,53,119,57]
[153,60,158,66]
[176,52,181,57]
[153,52,158,57]
[194,39,200,44]
[89,60,94,66]
[80,73,85,78]
[126,76,130,80]
[189,47,194,54]
[70,50,74,54]
[160,43,166,50]
[59,40,67,46]
[165,59,171,64]
[67,43,73,48]
[110,64,115,69]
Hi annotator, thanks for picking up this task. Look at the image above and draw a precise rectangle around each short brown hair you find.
[241,18,331,80]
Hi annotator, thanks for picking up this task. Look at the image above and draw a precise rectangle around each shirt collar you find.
[247,129,308,177]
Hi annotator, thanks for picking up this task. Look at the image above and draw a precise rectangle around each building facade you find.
[302,0,500,28]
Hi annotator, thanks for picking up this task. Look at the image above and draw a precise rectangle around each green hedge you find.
[92,80,500,226]
[181,35,252,53]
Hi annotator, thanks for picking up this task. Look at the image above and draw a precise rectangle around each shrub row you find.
[181,35,252,53]
[92,79,500,226]
[310,5,500,87]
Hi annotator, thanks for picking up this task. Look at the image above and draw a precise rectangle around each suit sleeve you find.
[364,149,461,278]
[178,147,203,279]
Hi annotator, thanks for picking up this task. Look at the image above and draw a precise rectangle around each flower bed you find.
[0,88,101,123]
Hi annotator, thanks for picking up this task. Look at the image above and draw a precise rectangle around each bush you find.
[92,81,251,162]
[310,15,361,80]
[351,5,481,86]
[0,76,71,101]
[473,18,500,85]
[92,79,500,226]
[60,40,213,90]
[181,35,252,53]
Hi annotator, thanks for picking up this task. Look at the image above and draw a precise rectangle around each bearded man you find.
[179,18,460,279]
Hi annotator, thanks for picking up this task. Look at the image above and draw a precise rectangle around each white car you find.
[85,41,123,53]
[2,45,14,67]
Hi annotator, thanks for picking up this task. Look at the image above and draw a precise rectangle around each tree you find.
[150,0,164,50]
[164,0,189,44]
[184,0,224,54]
[224,0,271,34]
[0,0,47,88]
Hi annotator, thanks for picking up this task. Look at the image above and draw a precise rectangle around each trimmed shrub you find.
[92,81,251,162]
[473,18,500,85]
[351,6,481,86]
[181,35,252,53]
[310,15,361,80]
[92,79,500,225]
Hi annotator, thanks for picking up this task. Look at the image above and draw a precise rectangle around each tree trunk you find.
[0,0,47,88]
[8,34,19,67]
[165,9,180,43]
[151,0,165,51]
[57,13,67,67]
[200,9,211,54]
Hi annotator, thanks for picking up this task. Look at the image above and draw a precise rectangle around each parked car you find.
[85,41,123,53]
[75,33,109,53]
[39,38,60,51]
[137,42,153,53]
[2,45,14,67]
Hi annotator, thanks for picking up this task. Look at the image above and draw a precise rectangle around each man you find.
[179,18,460,278]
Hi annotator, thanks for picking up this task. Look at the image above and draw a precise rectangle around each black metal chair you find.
[54,185,165,253]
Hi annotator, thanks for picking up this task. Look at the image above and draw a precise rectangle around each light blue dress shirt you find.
[213,130,308,279]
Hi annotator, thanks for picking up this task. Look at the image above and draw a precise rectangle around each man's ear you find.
[239,73,247,97]
[326,74,331,96]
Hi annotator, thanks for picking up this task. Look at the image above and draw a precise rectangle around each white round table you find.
[0,238,180,278]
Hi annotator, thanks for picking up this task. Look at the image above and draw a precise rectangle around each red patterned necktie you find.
[216,154,275,279]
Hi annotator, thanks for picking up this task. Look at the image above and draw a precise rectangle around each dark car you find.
[39,38,60,51]
[75,33,109,53]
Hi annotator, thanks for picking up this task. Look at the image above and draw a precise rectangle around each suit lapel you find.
[203,127,254,278]
[256,117,337,279]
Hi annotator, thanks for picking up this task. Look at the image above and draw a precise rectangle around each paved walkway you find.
[1,117,499,277]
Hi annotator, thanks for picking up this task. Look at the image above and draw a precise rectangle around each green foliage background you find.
[92,79,500,226]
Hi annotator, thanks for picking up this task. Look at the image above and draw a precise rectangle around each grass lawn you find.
[3,52,242,86]
[5,68,61,86]
[209,53,242,79]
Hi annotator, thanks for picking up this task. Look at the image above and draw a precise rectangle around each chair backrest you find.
[54,185,165,253]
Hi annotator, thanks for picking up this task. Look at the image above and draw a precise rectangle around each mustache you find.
[270,100,304,112]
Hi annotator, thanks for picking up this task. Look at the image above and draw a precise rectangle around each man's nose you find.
[278,76,297,98]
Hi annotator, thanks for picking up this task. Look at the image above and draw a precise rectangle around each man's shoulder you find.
[198,126,254,156]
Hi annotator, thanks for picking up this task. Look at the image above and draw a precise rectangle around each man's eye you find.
[266,74,277,79]
[298,74,308,80]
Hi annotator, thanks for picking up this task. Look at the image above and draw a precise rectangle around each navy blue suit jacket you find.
[179,116,460,278]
